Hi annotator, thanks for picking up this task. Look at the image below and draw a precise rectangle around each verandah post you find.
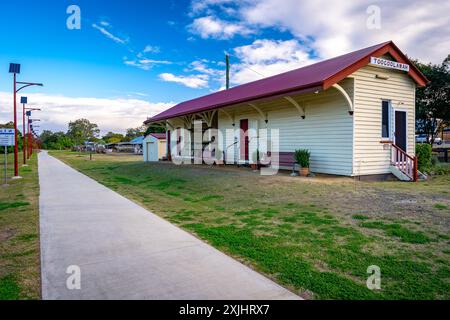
[414,156,418,182]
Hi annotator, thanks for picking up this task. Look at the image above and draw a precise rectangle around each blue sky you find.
[0,0,448,134]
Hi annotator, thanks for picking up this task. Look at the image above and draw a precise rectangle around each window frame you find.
[381,100,392,141]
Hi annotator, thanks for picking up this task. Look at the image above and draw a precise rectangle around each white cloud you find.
[92,20,167,72]
[157,39,315,90]
[188,60,225,77]
[92,23,128,45]
[124,58,172,71]
[231,39,318,84]
[191,0,450,64]
[190,0,236,15]
[124,45,168,70]
[0,92,174,135]
[188,16,253,39]
[159,73,210,89]
[143,45,160,53]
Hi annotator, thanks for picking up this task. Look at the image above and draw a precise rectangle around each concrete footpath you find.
[39,151,300,300]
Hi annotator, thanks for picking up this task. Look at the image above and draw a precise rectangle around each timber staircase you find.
[390,144,418,182]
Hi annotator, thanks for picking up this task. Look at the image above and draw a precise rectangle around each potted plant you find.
[215,148,225,166]
[251,150,260,170]
[294,149,311,176]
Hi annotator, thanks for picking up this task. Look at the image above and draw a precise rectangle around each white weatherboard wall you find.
[352,65,416,176]
[218,79,354,176]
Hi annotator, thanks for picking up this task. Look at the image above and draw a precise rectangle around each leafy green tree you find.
[102,132,125,144]
[67,119,100,145]
[144,124,166,136]
[414,55,450,145]
[124,126,145,142]
[40,130,75,150]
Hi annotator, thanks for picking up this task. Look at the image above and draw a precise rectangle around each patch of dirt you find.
[0,228,16,241]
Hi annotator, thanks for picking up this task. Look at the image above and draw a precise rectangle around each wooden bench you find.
[264,152,297,170]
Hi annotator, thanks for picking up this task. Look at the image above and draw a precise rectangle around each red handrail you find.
[391,144,418,182]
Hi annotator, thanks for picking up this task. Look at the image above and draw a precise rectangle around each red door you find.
[240,119,249,161]
[167,130,171,161]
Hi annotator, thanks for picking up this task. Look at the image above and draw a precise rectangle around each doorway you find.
[167,130,171,161]
[240,119,249,162]
[395,110,407,152]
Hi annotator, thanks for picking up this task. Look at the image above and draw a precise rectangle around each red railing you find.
[391,144,418,182]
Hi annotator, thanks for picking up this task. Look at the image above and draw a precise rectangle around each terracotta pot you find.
[251,163,259,170]
[299,167,310,177]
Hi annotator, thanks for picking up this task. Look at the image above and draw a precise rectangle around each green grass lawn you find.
[51,151,450,300]
[0,152,40,300]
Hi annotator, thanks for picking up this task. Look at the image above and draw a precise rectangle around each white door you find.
[147,142,156,162]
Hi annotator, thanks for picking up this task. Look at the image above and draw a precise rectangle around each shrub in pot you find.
[294,149,311,176]
[251,150,260,170]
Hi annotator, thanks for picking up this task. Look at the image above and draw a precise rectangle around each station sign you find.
[0,129,15,147]
[370,57,410,72]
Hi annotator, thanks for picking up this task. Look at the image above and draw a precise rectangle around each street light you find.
[9,63,44,178]
[20,97,28,166]
[25,108,41,160]
[29,119,41,158]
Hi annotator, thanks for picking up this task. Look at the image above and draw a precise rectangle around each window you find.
[382,100,391,139]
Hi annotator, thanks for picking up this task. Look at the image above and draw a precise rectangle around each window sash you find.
[382,101,391,139]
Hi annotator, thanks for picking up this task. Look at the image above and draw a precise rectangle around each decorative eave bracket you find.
[199,110,218,128]
[284,96,306,119]
[166,120,175,130]
[248,103,268,124]
[220,109,235,127]
[332,84,354,115]
[181,114,196,130]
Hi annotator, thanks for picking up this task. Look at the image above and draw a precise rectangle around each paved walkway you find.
[39,151,300,300]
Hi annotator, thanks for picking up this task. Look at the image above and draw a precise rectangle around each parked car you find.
[416,134,428,143]
[415,134,443,145]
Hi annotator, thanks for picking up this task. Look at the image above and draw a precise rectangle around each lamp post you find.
[9,63,43,178]
[25,108,40,160]
[20,97,28,166]
[29,119,40,157]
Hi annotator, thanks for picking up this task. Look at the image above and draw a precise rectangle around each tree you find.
[102,132,125,144]
[40,130,75,150]
[144,124,166,136]
[124,126,145,142]
[414,55,450,145]
[67,119,100,145]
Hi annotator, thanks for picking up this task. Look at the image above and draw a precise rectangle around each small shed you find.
[143,133,167,162]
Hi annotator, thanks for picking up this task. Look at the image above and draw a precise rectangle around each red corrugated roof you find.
[149,133,167,140]
[147,41,428,123]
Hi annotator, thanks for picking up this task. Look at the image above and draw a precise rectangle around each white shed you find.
[143,133,167,162]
